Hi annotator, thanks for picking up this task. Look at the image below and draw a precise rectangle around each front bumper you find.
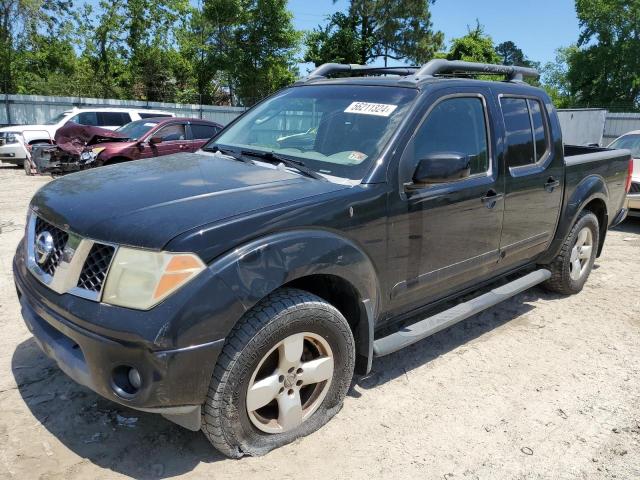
[0,143,27,164]
[13,242,231,431]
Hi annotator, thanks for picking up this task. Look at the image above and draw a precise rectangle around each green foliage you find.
[442,21,501,64]
[303,0,443,67]
[564,0,640,108]
[303,12,362,66]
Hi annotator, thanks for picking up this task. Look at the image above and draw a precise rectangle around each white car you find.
[0,107,174,167]
[608,131,640,216]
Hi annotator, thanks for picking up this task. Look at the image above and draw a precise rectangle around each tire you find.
[201,288,355,458]
[543,210,599,295]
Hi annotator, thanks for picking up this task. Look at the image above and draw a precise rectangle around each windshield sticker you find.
[348,151,367,162]
[344,102,398,117]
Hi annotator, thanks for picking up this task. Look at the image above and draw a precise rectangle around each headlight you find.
[102,247,206,310]
[91,147,106,156]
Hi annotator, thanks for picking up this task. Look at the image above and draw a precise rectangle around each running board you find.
[373,269,551,357]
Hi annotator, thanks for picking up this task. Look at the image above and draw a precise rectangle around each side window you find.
[529,100,548,162]
[501,97,549,167]
[98,112,130,127]
[413,97,490,175]
[190,124,220,140]
[156,123,186,141]
[70,111,98,126]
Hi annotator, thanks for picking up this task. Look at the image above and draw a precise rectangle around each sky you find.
[289,0,580,72]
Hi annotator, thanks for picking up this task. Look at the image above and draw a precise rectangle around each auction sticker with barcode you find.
[344,102,398,117]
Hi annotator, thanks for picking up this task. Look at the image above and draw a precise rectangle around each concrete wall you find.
[0,93,246,127]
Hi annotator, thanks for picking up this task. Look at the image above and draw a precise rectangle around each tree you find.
[496,41,532,67]
[567,0,640,108]
[303,0,443,67]
[441,21,500,64]
[304,12,362,66]
[231,0,300,105]
[540,46,576,108]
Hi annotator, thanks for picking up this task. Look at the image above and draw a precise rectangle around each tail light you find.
[626,157,634,193]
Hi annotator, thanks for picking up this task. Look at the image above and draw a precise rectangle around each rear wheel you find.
[543,211,599,294]
[201,288,355,458]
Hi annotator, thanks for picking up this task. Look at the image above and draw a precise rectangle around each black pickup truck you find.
[13,60,633,458]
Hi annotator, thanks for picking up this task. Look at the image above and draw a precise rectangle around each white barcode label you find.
[344,102,398,117]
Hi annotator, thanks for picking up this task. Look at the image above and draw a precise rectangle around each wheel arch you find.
[209,229,380,374]
[539,174,609,263]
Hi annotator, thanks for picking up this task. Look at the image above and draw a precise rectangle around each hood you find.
[31,152,348,249]
[54,122,128,155]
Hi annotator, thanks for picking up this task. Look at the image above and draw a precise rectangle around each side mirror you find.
[411,153,471,186]
[149,136,163,145]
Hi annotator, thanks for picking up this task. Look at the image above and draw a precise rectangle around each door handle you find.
[544,176,560,192]
[481,189,503,209]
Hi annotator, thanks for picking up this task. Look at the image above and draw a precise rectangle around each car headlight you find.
[102,247,206,310]
[91,147,106,156]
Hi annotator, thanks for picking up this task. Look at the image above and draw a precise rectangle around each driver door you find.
[149,122,190,157]
[387,89,504,314]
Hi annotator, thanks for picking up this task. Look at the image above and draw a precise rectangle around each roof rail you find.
[295,60,539,86]
[296,63,419,84]
[407,59,539,83]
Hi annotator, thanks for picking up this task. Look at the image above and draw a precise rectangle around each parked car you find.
[608,131,640,216]
[13,60,633,458]
[30,118,223,174]
[0,107,174,167]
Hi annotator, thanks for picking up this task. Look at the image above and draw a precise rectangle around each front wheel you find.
[543,210,599,295]
[201,288,355,458]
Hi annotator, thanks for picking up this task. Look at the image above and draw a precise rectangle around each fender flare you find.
[539,174,609,263]
[209,229,381,372]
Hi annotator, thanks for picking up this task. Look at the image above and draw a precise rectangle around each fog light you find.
[111,365,142,398]
[128,368,142,389]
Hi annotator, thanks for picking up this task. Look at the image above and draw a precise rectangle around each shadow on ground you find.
[12,339,225,479]
[352,286,557,393]
[612,216,640,234]
[12,282,566,476]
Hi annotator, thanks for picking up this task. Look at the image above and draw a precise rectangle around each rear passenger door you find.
[498,95,564,267]
[187,123,221,152]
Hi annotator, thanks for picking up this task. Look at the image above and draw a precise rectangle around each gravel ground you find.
[0,163,639,480]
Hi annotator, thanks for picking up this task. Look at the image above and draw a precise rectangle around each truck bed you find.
[563,144,631,228]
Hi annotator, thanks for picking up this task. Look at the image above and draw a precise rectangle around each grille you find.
[630,182,640,194]
[34,216,69,276]
[77,243,115,292]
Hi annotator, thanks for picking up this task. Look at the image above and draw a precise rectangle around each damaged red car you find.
[30,117,222,174]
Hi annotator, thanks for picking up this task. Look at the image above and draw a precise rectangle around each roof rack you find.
[297,60,539,85]
[296,63,419,84]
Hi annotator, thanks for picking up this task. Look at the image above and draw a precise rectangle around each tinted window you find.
[501,97,534,167]
[70,111,98,126]
[413,97,489,175]
[139,113,172,119]
[529,99,548,161]
[98,112,130,127]
[191,124,220,140]
[156,123,186,141]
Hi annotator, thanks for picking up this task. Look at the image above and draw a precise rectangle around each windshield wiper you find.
[203,145,253,164]
[240,150,327,181]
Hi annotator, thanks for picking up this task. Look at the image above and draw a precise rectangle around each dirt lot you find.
[0,163,639,480]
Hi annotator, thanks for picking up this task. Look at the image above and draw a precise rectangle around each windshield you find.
[116,120,159,140]
[206,85,417,180]
[609,134,640,158]
[44,112,70,125]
